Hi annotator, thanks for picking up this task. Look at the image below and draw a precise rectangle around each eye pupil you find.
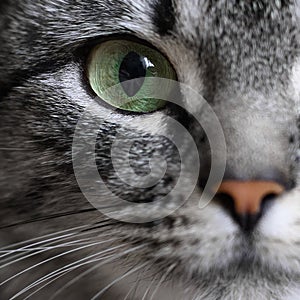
[88,39,176,112]
[119,51,147,97]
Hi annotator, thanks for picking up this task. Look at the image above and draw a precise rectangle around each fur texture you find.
[0,0,299,299]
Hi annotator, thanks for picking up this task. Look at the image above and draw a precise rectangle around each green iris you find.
[87,40,176,112]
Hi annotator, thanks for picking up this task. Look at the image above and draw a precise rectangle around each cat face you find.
[0,0,299,299]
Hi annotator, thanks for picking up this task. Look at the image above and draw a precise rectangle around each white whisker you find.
[0,224,115,266]
[0,224,89,252]
[141,276,157,300]
[0,219,112,255]
[0,232,76,260]
[10,243,133,300]
[49,244,149,300]
[123,284,137,300]
[90,262,149,300]
[149,264,176,300]
[22,254,117,300]
[124,262,151,300]
[0,238,94,255]
[1,236,120,286]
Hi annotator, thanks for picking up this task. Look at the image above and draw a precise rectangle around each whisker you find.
[0,233,79,259]
[149,263,176,300]
[139,260,164,300]
[0,148,35,151]
[0,224,88,252]
[10,247,122,300]
[49,244,149,300]
[1,235,120,286]
[123,284,137,300]
[131,260,156,300]
[0,219,112,252]
[3,238,107,253]
[141,276,157,300]
[0,239,93,255]
[13,243,145,300]
[1,240,81,268]
[1,239,94,264]
[23,254,117,300]
[0,221,114,265]
[91,262,149,300]
[0,208,100,229]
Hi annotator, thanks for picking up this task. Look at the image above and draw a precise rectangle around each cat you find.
[0,0,300,299]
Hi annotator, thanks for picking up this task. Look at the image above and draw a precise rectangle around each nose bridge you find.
[219,109,289,180]
[200,93,295,232]
[196,98,293,192]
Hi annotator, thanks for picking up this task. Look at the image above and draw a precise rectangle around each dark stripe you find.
[0,57,70,101]
[152,0,176,36]
[0,208,99,229]
[0,0,9,12]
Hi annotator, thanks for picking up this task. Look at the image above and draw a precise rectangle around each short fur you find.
[0,0,299,299]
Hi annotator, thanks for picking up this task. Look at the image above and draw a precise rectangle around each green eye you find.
[87,40,176,112]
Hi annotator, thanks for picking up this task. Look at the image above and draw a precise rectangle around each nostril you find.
[214,181,284,232]
[215,192,236,215]
[261,193,277,214]
[215,192,255,232]
[261,193,278,202]
[215,192,234,202]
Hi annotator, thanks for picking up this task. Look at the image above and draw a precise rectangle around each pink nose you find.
[216,180,285,231]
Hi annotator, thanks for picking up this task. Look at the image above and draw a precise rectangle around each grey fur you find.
[0,0,299,299]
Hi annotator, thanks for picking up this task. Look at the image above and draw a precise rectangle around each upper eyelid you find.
[76,34,176,70]
[78,35,178,96]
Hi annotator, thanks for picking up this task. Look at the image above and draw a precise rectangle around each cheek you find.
[258,189,300,240]
[284,287,300,300]
[179,203,239,237]
[290,59,300,104]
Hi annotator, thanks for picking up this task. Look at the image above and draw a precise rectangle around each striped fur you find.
[0,0,299,299]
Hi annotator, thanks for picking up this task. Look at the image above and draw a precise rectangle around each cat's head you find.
[0,0,299,299]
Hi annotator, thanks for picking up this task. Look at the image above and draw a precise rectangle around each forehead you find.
[1,0,300,95]
[6,1,300,54]
[120,0,300,93]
